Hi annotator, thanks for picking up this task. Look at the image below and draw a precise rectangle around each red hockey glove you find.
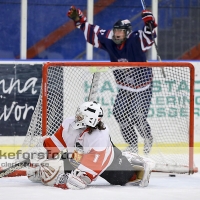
[141,10,157,29]
[67,6,86,27]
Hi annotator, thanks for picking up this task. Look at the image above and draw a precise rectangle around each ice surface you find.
[0,155,199,200]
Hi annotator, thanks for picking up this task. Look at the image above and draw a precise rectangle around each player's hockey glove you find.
[54,169,91,190]
[67,169,91,189]
[54,173,69,189]
[141,10,157,29]
[67,6,86,28]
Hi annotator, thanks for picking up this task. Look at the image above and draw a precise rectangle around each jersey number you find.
[100,29,106,35]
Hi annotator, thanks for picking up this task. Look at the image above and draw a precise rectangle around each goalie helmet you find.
[72,101,103,129]
[112,19,132,44]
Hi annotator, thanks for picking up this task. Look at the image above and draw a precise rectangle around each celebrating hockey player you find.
[67,6,156,154]
[27,101,155,189]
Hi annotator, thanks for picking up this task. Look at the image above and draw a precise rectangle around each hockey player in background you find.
[27,101,155,189]
[67,6,156,154]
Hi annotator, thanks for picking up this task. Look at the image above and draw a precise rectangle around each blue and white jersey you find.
[79,22,155,91]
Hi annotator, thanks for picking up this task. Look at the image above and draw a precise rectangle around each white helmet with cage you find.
[72,101,103,129]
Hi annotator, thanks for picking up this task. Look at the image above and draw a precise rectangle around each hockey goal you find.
[22,61,197,174]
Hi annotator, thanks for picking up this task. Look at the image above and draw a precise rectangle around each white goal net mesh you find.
[22,62,195,173]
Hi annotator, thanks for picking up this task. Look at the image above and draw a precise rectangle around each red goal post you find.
[30,61,196,174]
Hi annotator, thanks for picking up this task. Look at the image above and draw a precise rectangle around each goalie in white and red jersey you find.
[27,101,155,190]
[67,6,156,154]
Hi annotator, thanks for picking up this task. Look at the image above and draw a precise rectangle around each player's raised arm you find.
[67,6,112,49]
[139,10,158,50]
[67,6,87,28]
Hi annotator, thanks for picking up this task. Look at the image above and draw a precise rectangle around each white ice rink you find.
[0,154,200,200]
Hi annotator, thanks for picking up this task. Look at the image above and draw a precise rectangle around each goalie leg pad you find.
[126,165,145,186]
[139,161,152,187]
[122,151,144,167]
[122,151,155,187]
[131,161,154,187]
[133,165,145,180]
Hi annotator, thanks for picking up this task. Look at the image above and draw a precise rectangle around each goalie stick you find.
[0,158,30,178]
[0,136,46,178]
[88,66,109,101]
[88,71,101,101]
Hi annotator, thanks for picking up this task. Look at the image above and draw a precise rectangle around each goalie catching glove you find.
[54,169,92,190]
[67,6,86,28]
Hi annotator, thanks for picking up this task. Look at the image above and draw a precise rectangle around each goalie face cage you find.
[23,62,197,174]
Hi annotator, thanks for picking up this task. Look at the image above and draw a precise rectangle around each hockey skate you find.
[144,136,153,154]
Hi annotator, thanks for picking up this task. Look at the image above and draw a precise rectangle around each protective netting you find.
[22,62,195,173]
